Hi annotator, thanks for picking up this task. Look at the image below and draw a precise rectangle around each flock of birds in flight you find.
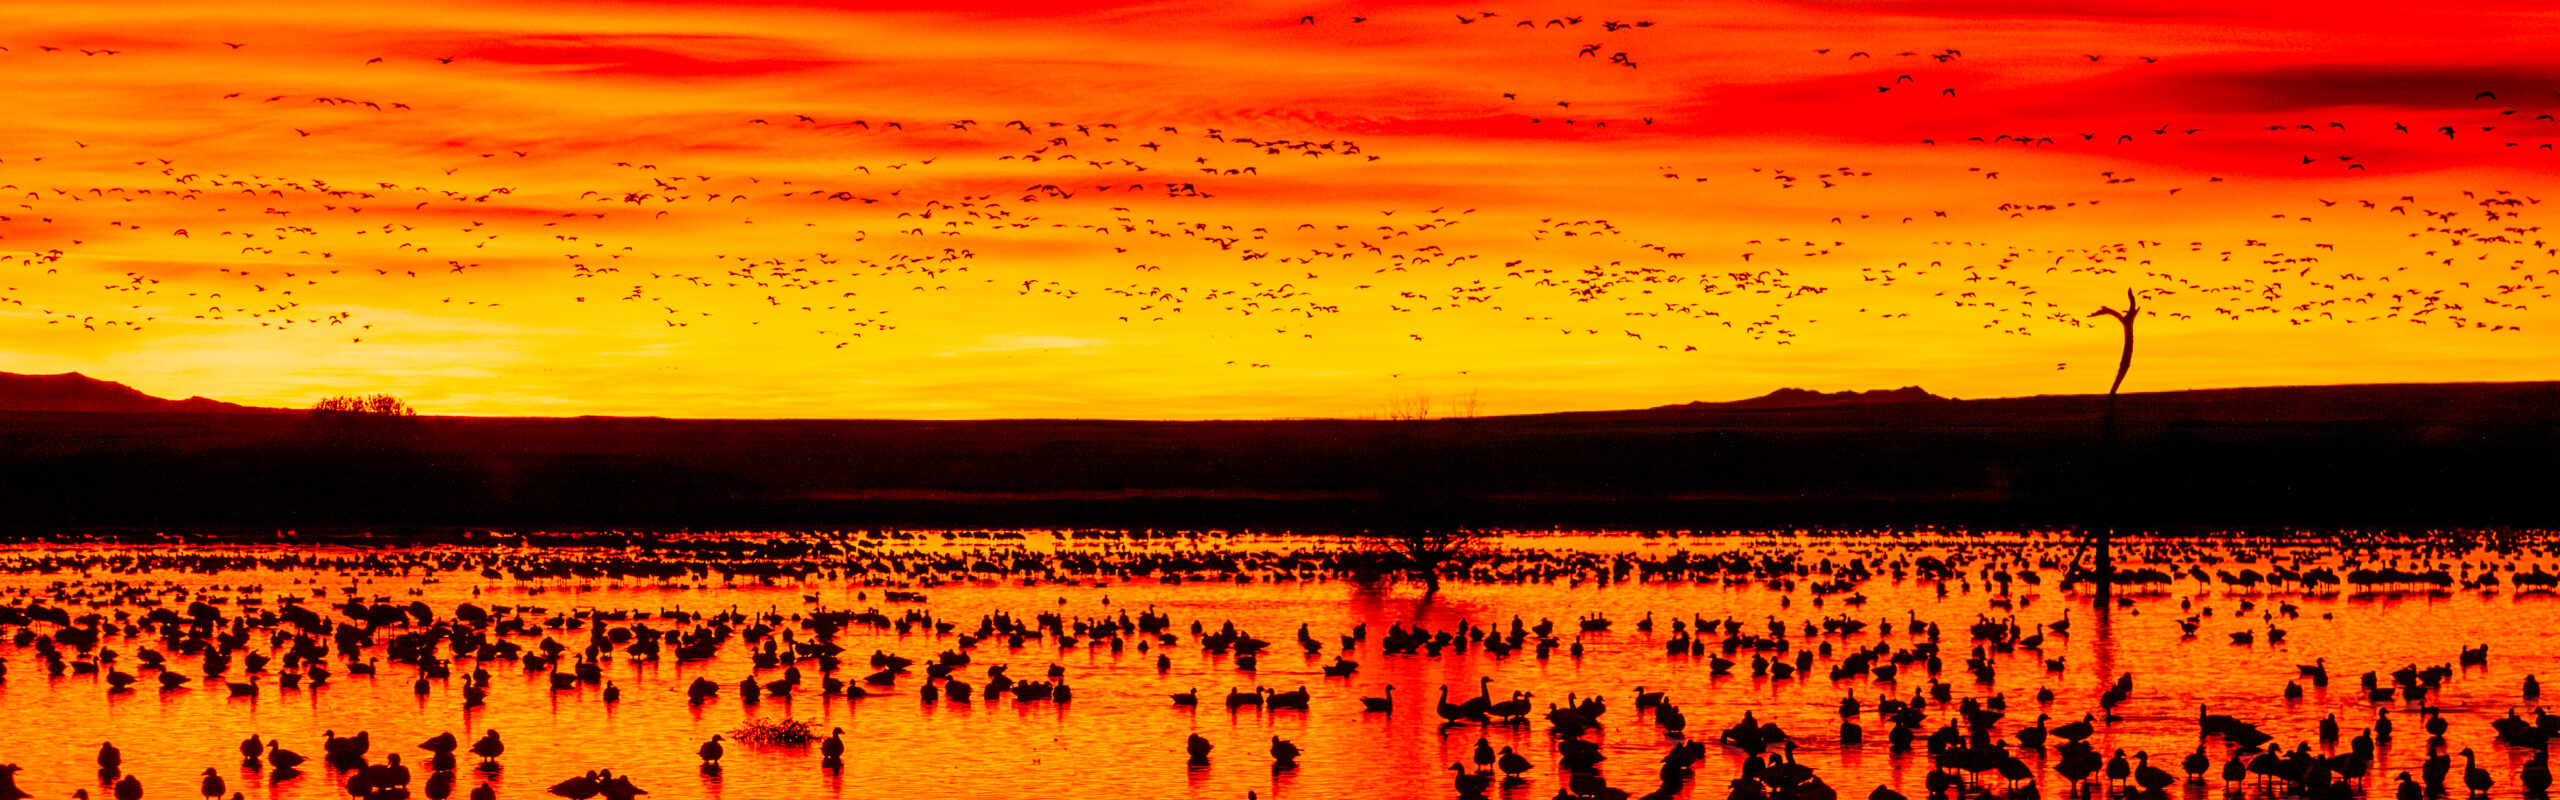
[0,7,2550,378]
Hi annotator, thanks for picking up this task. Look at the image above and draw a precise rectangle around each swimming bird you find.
[2053,713,2095,743]
[1361,685,1393,712]
[1226,687,1263,709]
[548,771,602,800]
[266,740,306,772]
[597,771,647,800]
[822,728,846,763]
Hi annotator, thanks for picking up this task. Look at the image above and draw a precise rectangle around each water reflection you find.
[0,532,2549,800]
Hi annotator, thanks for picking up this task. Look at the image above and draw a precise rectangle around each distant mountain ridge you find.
[0,371,270,413]
[1656,386,1951,411]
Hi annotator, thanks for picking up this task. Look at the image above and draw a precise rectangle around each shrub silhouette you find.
[308,393,421,453]
[313,393,416,417]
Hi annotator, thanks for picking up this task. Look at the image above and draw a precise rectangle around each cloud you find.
[2146,63,2560,114]
[942,334,1108,355]
[460,35,844,79]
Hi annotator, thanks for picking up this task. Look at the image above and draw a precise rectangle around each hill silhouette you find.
[1650,386,1949,411]
[0,374,2553,533]
[0,372,271,414]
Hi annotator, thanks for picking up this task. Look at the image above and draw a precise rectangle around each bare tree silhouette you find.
[1364,522,1478,595]
[1357,406,1489,595]
[2087,289,2139,602]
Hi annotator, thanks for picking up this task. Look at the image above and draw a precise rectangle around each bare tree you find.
[1379,391,1479,421]
[1363,523,1478,594]
[1355,394,1491,594]
[1381,393,1433,421]
[2087,289,2139,602]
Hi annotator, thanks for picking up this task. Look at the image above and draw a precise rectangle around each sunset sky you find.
[1,0,2555,418]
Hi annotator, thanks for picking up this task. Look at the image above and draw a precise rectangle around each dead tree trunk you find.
[2089,289,2139,604]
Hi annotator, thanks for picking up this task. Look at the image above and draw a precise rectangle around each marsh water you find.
[0,531,2550,800]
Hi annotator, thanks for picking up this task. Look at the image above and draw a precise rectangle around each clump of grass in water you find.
[729,718,821,745]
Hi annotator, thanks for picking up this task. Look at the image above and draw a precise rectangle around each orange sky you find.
[1,0,2555,418]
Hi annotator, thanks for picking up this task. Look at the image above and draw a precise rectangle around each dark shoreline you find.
[2,380,2556,537]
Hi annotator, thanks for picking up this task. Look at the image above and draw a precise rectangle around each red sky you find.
[0,0,2554,418]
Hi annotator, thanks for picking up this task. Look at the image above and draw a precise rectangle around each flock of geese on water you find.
[0,532,2549,800]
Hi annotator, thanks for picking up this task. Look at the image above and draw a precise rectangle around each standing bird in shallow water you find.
[200,768,225,800]
[2135,752,2175,794]
[1186,734,1213,765]
[2462,749,2491,797]
[471,730,504,767]
[1437,685,1471,723]
[113,775,141,800]
[2017,714,2050,751]
[698,734,725,767]
[98,743,122,774]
